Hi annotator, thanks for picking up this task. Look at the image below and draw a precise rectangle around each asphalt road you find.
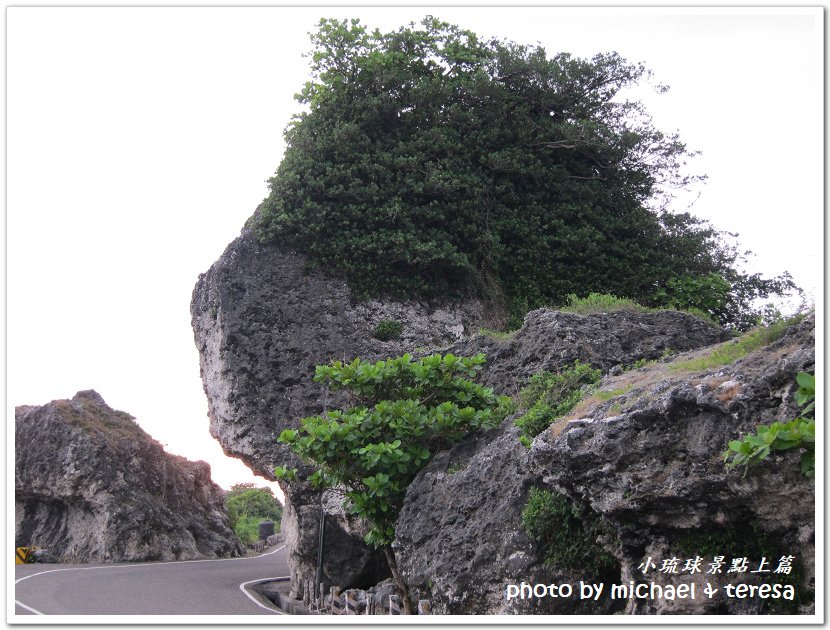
[13,545,289,616]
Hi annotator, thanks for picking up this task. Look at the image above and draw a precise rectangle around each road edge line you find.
[15,544,288,585]
[238,576,291,615]
[15,600,43,615]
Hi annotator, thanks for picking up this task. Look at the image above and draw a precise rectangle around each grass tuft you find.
[478,327,519,340]
[669,317,800,373]
[559,293,648,315]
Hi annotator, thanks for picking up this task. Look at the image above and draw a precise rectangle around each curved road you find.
[14,545,289,616]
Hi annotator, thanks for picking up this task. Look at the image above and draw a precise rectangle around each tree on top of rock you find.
[254,16,796,329]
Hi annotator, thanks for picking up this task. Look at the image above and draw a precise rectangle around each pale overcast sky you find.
[7,6,823,495]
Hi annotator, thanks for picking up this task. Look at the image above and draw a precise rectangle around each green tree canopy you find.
[255,16,796,329]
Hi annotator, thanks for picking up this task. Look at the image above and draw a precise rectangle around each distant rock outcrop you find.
[15,390,244,563]
[395,314,815,614]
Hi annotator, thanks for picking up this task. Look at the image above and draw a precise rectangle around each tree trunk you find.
[383,545,413,615]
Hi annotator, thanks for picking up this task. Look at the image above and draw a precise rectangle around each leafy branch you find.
[723,372,815,478]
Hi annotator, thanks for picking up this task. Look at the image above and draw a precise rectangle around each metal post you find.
[314,492,326,603]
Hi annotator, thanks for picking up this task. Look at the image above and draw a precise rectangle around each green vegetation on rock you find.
[560,292,718,325]
[559,293,650,315]
[522,487,616,576]
[254,16,796,330]
[373,319,403,341]
[670,316,802,373]
[275,352,510,613]
[515,361,602,440]
[723,371,815,478]
[224,483,282,546]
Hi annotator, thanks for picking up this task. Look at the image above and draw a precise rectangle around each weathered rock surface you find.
[395,418,617,614]
[190,230,486,593]
[15,390,244,563]
[190,229,740,601]
[395,315,815,614]
[447,308,732,394]
[190,229,488,478]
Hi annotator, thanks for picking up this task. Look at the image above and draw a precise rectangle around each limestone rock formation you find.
[395,315,815,614]
[15,390,244,562]
[190,229,486,594]
[190,229,733,600]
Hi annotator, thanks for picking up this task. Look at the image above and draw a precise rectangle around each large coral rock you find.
[15,390,244,562]
[392,309,728,614]
[394,419,614,614]
[395,315,815,614]
[190,228,735,598]
[190,230,485,593]
[534,314,816,614]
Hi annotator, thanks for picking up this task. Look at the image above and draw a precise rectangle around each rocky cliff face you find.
[190,229,486,594]
[190,230,736,600]
[395,315,815,614]
[15,390,244,563]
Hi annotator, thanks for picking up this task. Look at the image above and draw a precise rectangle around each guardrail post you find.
[345,589,358,614]
[389,594,401,615]
[330,586,342,614]
[303,579,312,606]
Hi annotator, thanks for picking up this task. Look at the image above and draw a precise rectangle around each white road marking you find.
[238,576,291,614]
[14,544,288,616]
[15,544,286,584]
[14,600,43,615]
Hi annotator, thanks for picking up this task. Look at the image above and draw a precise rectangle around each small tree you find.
[276,352,508,613]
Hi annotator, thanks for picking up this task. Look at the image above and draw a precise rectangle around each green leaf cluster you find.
[254,16,797,330]
[515,361,602,440]
[521,488,616,575]
[277,353,509,547]
[373,319,403,341]
[652,272,729,323]
[723,372,815,478]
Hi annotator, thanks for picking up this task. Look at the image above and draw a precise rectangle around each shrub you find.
[224,484,282,546]
[232,514,262,546]
[515,361,602,440]
[522,488,616,575]
[723,372,815,478]
[652,272,730,323]
[373,319,403,341]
